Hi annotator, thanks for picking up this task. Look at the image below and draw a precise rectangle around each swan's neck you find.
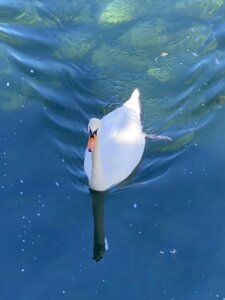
[89,133,106,191]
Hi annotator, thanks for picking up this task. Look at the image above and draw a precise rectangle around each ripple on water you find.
[1,0,224,194]
[0,1,225,300]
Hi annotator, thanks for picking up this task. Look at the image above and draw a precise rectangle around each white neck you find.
[89,132,106,191]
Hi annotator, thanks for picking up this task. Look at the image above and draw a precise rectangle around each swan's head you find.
[87,118,101,152]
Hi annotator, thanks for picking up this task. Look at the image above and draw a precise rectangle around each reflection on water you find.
[91,190,106,262]
[1,0,225,299]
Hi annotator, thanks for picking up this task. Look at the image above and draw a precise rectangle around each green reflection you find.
[98,0,142,28]
[175,0,224,20]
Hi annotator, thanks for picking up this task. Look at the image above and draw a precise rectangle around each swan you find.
[84,89,171,191]
[84,88,144,191]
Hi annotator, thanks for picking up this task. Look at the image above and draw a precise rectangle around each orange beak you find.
[87,135,96,152]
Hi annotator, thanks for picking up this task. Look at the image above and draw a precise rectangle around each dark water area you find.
[1,0,225,299]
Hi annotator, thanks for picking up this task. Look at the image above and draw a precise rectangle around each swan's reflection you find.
[91,190,107,262]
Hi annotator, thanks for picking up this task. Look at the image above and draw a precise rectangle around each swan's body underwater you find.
[84,89,171,191]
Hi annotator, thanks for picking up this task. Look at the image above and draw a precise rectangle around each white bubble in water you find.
[170,248,177,254]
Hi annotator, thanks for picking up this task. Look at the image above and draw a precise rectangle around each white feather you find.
[84,89,145,191]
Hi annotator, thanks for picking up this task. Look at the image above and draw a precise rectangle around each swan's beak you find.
[87,135,96,152]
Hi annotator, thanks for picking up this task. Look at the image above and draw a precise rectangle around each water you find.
[1,0,225,299]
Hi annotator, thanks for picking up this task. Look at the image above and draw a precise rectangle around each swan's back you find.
[99,89,145,188]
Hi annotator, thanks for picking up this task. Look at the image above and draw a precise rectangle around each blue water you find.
[1,0,225,299]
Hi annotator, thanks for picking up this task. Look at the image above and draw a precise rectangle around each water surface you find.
[1,0,225,299]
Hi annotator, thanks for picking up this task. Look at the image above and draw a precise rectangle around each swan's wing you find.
[100,106,145,187]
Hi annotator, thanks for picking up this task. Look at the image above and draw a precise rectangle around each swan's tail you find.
[123,88,141,117]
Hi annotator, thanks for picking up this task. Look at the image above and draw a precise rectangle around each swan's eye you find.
[93,129,98,135]
[89,128,98,137]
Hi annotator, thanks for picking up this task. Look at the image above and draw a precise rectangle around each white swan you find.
[84,88,145,191]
